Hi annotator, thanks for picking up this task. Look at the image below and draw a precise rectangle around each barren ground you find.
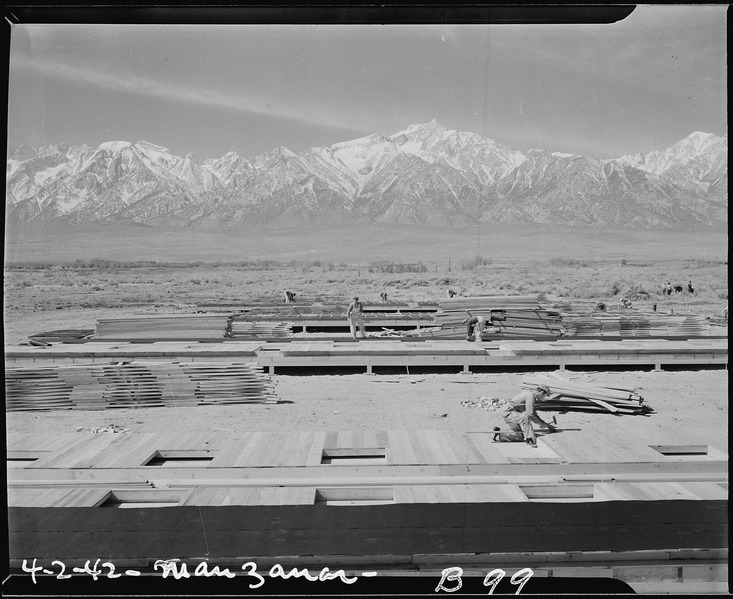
[5,369,729,453]
[4,252,728,453]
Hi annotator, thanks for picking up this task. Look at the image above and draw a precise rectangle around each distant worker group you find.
[663,280,695,296]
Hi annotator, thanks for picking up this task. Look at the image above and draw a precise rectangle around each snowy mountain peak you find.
[5,127,727,231]
[618,131,727,183]
[395,120,451,139]
[252,146,298,169]
[99,141,133,153]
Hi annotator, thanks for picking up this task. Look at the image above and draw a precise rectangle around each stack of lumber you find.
[237,306,342,320]
[439,294,547,311]
[521,374,651,415]
[5,361,276,412]
[178,363,276,405]
[94,314,230,340]
[432,294,562,338]
[27,329,95,344]
[562,313,708,337]
[558,315,603,336]
[227,319,293,338]
[707,315,728,328]
[5,367,76,411]
[663,315,707,335]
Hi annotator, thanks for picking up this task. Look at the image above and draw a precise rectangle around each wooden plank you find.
[441,431,488,464]
[393,485,416,503]
[540,431,633,464]
[675,482,729,500]
[208,432,254,467]
[104,434,161,468]
[422,430,455,464]
[181,487,218,506]
[386,430,419,465]
[83,434,144,468]
[238,432,280,467]
[467,484,530,502]
[465,433,513,464]
[271,431,310,467]
[305,431,328,466]
[29,435,108,469]
[408,430,434,465]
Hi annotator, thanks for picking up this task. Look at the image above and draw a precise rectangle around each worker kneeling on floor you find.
[493,384,557,448]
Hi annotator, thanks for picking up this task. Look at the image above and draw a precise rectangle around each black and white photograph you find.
[3,5,728,596]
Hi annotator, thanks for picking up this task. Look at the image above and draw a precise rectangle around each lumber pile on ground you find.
[94,314,230,340]
[439,294,547,311]
[235,306,343,320]
[5,361,276,412]
[522,374,651,415]
[706,316,728,328]
[27,329,95,345]
[227,318,294,338]
[432,294,563,338]
[562,312,708,337]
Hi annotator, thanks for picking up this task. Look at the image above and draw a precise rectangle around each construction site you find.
[4,282,729,595]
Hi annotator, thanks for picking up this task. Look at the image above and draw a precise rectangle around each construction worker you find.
[465,310,506,342]
[465,311,487,341]
[493,384,557,447]
[346,296,367,339]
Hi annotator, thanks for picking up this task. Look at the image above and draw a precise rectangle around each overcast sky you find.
[6,5,727,161]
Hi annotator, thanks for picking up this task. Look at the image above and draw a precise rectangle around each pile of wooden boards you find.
[5,361,276,412]
[432,294,563,338]
[235,305,345,320]
[562,313,708,337]
[227,318,293,338]
[27,329,95,345]
[93,314,230,340]
[522,374,651,415]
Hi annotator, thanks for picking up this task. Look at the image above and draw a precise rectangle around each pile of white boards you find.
[522,374,651,415]
[432,294,563,338]
[5,361,277,412]
[94,314,230,340]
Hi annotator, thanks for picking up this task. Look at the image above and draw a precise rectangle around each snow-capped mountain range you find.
[5,120,727,230]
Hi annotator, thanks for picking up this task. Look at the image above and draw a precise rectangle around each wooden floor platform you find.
[6,337,728,372]
[7,428,728,590]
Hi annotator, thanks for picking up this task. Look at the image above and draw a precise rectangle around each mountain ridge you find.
[6,122,727,230]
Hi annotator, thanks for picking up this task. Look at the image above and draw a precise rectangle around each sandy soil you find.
[6,369,729,454]
[4,265,728,452]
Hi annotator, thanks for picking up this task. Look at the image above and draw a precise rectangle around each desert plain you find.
[3,224,728,451]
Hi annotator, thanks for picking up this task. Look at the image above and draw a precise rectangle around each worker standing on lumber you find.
[493,384,557,448]
[347,296,367,339]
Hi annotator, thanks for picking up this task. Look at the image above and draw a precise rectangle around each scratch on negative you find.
[198,506,210,557]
